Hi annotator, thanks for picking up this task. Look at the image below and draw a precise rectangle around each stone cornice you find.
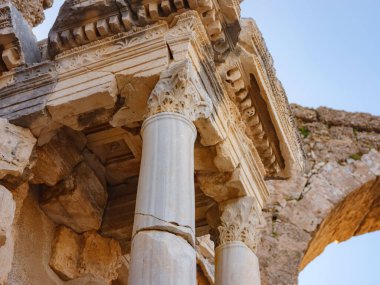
[48,0,241,61]
[238,19,306,176]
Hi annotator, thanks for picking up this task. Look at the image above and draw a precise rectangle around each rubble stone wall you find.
[258,104,380,285]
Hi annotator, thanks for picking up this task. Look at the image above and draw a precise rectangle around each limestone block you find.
[0,186,16,284]
[48,72,118,130]
[196,235,215,285]
[113,255,130,285]
[197,170,246,202]
[83,149,107,189]
[40,162,108,233]
[0,186,15,248]
[317,106,380,133]
[195,116,227,147]
[194,145,218,171]
[49,226,81,280]
[111,74,159,127]
[31,128,85,186]
[79,231,122,282]
[50,226,122,283]
[0,3,41,71]
[361,149,380,176]
[214,139,239,172]
[290,104,317,122]
[128,231,196,285]
[0,118,36,179]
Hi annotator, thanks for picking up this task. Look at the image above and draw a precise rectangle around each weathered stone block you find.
[40,162,108,233]
[49,226,81,280]
[79,231,122,282]
[31,128,85,186]
[0,185,16,284]
[48,72,118,130]
[0,3,41,71]
[0,186,15,247]
[50,226,122,283]
[0,118,36,179]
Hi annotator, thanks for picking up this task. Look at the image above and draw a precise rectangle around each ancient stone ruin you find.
[0,0,378,284]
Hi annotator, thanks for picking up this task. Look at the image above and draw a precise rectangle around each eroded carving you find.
[217,197,264,253]
[147,60,213,121]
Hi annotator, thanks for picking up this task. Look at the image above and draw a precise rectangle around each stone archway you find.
[300,170,380,270]
[258,105,380,285]
[258,149,380,285]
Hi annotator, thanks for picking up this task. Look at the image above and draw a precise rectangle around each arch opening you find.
[300,176,380,270]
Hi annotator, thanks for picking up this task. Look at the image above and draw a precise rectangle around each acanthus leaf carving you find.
[147,60,213,121]
[217,197,265,253]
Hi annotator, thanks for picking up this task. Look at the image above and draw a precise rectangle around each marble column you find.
[128,60,212,285]
[214,197,263,285]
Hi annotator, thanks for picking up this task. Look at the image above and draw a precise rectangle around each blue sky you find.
[33,1,380,284]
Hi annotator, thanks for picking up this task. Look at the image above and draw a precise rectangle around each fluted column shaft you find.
[128,113,197,285]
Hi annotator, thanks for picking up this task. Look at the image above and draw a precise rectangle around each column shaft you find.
[128,112,197,285]
[215,241,261,285]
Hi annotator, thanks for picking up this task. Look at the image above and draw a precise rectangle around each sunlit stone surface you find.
[0,1,378,284]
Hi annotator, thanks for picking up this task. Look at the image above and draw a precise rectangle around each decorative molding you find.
[147,60,213,121]
[239,19,306,174]
[221,63,282,176]
[217,197,264,253]
[54,23,168,74]
[48,0,240,61]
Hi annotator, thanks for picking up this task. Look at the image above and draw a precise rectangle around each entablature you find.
[48,0,241,61]
[0,3,303,208]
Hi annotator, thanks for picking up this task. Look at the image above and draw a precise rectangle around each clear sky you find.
[33,1,380,284]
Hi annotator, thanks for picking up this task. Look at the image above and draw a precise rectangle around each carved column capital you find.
[147,60,213,121]
[216,197,264,253]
